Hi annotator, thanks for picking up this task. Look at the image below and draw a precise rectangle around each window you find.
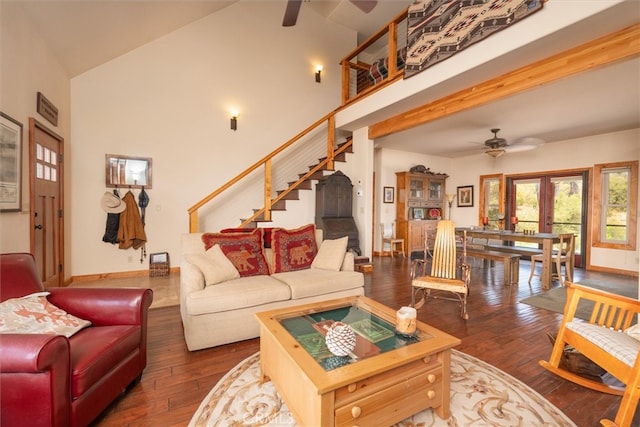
[479,174,503,229]
[593,161,638,250]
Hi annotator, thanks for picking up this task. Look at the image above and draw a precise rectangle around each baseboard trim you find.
[69,266,180,283]
[585,264,638,278]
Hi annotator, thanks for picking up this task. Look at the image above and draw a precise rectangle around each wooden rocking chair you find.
[410,220,470,319]
[539,282,640,427]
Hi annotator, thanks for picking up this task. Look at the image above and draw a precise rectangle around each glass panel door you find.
[509,172,586,267]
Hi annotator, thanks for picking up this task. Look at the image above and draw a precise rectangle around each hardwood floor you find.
[92,257,638,426]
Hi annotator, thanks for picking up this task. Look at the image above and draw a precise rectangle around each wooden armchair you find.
[410,220,470,319]
[539,282,640,427]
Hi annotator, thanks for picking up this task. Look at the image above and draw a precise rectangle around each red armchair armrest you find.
[0,334,71,427]
[47,287,153,326]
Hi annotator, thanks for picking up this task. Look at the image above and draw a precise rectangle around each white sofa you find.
[180,229,365,351]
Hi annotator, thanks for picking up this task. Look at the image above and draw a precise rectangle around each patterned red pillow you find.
[271,224,318,273]
[220,227,279,248]
[201,229,269,277]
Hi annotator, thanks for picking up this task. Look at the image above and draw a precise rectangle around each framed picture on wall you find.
[413,207,425,220]
[457,185,474,207]
[383,186,394,203]
[0,112,23,212]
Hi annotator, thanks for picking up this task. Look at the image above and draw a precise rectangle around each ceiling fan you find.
[483,128,545,158]
[282,0,378,27]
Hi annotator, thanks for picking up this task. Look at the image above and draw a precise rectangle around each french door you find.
[507,171,588,267]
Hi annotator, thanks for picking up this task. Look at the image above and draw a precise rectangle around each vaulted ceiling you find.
[11,0,640,158]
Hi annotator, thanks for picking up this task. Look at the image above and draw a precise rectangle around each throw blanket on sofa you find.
[404,0,544,79]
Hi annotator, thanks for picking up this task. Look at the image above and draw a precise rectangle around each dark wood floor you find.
[94,257,638,426]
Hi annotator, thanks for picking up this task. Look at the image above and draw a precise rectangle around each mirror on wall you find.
[105,154,152,189]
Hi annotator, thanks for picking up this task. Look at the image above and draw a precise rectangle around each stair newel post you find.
[189,210,198,233]
[327,115,335,171]
[264,159,272,222]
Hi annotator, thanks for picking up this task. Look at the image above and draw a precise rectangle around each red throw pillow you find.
[221,227,279,248]
[201,229,269,277]
[271,224,318,273]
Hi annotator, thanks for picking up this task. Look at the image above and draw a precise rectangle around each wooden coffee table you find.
[255,296,460,427]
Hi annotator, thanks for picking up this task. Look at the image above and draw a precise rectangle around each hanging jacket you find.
[117,191,147,250]
[102,213,120,244]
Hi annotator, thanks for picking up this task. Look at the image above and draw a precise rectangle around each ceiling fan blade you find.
[350,0,377,14]
[282,0,302,27]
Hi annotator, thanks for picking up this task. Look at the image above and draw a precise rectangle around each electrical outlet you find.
[128,256,134,263]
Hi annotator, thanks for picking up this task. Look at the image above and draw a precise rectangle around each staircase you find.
[187,112,357,232]
[241,137,354,227]
[187,10,408,233]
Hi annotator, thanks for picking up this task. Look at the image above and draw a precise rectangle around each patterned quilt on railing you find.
[369,47,407,84]
[404,0,544,79]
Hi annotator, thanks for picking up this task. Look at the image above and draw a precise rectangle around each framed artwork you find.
[457,185,474,207]
[383,186,394,203]
[413,207,425,220]
[0,112,23,212]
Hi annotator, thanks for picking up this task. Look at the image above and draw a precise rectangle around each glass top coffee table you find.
[255,296,460,427]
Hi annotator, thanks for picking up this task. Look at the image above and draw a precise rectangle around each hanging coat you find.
[117,191,147,250]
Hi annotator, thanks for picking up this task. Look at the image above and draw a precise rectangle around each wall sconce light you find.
[230,110,238,131]
[446,193,456,220]
[315,65,323,83]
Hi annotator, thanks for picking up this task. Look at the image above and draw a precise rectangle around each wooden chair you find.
[529,233,575,286]
[380,222,405,257]
[410,220,470,319]
[539,282,640,427]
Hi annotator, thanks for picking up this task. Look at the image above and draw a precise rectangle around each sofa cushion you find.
[201,229,269,277]
[184,244,240,286]
[271,224,318,273]
[0,292,91,338]
[70,325,141,397]
[185,276,291,315]
[311,236,348,271]
[272,269,364,299]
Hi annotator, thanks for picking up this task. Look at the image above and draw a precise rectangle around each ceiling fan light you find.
[485,148,505,158]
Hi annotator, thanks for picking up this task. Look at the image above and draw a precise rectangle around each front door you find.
[30,119,64,287]
[508,171,587,267]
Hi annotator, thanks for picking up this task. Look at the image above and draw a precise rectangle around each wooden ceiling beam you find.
[369,23,640,140]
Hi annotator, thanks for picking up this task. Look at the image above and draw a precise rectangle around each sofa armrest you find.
[341,252,355,272]
[47,287,153,327]
[0,334,69,372]
[0,334,71,427]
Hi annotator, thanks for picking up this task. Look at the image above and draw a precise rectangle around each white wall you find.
[0,3,71,261]
[373,128,639,273]
[70,2,356,276]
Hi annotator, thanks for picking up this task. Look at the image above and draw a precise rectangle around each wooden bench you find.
[484,244,543,260]
[466,249,521,285]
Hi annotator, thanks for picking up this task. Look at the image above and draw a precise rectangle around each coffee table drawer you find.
[334,367,442,427]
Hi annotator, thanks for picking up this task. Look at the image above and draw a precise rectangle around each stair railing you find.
[188,8,411,232]
[188,112,339,232]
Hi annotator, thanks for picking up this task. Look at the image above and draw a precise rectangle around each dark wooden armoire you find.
[315,171,361,255]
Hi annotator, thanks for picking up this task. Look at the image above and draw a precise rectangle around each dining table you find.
[457,228,568,290]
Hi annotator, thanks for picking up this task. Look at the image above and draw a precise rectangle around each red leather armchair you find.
[0,253,153,426]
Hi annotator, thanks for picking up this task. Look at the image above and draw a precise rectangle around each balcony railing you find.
[340,8,408,106]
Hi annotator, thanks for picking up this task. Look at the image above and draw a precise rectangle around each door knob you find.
[34,224,43,230]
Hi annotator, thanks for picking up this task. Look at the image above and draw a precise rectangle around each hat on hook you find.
[101,191,126,214]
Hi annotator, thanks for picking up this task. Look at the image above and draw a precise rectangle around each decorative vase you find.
[325,322,356,357]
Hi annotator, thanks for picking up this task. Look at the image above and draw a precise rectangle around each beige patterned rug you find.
[190,351,575,427]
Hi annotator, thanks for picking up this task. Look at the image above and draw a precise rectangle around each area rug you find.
[520,279,638,320]
[189,351,575,427]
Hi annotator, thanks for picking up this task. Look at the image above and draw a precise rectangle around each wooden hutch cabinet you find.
[396,171,448,256]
